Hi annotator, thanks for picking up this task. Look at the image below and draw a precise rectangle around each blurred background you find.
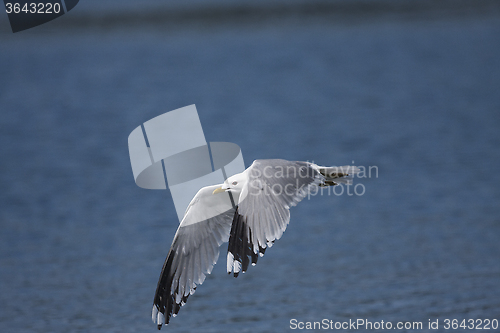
[1,0,499,332]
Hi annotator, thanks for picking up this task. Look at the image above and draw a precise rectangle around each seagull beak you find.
[212,186,226,195]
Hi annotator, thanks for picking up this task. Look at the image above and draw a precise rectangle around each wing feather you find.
[152,185,235,329]
[226,159,323,276]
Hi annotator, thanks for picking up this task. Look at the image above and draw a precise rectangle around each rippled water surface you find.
[1,6,499,333]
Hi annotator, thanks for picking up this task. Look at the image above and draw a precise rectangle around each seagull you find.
[152,159,360,329]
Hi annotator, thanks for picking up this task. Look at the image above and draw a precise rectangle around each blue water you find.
[1,5,500,333]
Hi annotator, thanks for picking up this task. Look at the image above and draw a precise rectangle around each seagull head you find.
[212,172,246,195]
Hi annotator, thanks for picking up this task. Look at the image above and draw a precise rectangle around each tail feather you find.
[317,165,360,186]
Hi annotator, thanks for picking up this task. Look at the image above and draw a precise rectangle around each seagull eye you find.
[232,181,238,186]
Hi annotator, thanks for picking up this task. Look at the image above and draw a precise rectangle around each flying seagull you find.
[152,159,360,329]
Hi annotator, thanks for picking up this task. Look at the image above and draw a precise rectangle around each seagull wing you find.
[226,159,324,276]
[153,184,235,329]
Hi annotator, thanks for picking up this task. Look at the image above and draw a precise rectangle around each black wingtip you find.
[228,207,263,277]
[157,324,162,330]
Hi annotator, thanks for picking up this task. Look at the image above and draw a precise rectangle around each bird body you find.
[152,159,359,329]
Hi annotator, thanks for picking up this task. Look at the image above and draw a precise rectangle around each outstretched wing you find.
[226,159,324,276]
[153,185,235,329]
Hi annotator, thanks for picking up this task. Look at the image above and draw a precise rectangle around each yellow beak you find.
[212,186,226,194]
